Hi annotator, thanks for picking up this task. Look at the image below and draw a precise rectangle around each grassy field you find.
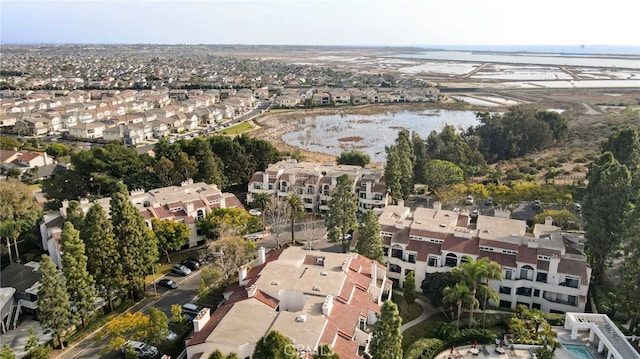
[219,121,254,135]
[393,294,424,324]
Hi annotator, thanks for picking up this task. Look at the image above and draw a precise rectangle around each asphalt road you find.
[57,271,201,359]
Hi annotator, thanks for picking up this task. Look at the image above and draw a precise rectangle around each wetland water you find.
[281,109,480,162]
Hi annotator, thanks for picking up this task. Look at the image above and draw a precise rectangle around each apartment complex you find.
[247,159,388,213]
[39,180,242,268]
[377,204,591,313]
[185,247,392,359]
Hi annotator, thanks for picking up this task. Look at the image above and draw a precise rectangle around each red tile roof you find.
[557,257,589,283]
[442,236,479,255]
[405,240,442,261]
[186,303,234,346]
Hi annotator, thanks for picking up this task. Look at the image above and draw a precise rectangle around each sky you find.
[1,0,639,47]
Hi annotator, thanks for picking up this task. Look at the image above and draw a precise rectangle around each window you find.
[519,265,534,280]
[383,247,389,256]
[253,183,262,189]
[536,272,548,283]
[374,194,383,201]
[407,254,416,263]
[359,193,367,199]
[404,269,414,276]
[445,253,458,267]
[534,289,540,297]
[391,246,403,259]
[516,287,532,297]
[499,286,511,295]
[280,181,288,193]
[568,295,578,305]
[268,184,274,190]
[427,256,440,267]
[389,264,401,273]
[564,277,580,288]
[303,198,312,204]
[504,269,513,280]
[306,186,314,194]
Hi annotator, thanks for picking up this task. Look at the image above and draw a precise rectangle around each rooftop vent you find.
[313,286,321,291]
[439,223,447,227]
[270,280,280,285]
[295,315,307,322]
[416,221,422,224]
[320,271,328,276]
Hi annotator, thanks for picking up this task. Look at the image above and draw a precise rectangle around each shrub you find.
[404,338,443,359]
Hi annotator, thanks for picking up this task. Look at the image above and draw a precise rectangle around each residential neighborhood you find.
[0,44,639,359]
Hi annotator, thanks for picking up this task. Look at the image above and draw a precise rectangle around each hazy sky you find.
[2,0,639,46]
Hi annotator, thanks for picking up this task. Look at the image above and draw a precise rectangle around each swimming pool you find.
[563,344,596,359]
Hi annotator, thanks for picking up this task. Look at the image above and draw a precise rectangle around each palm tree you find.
[443,282,477,329]
[251,192,272,230]
[285,194,304,246]
[478,283,500,327]
[0,221,21,264]
[453,256,502,328]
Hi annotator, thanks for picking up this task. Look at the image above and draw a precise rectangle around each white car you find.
[249,209,262,216]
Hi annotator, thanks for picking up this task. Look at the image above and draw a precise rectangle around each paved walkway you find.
[400,297,439,333]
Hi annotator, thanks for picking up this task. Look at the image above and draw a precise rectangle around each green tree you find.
[146,307,169,346]
[423,159,464,192]
[404,271,416,304]
[82,203,122,312]
[172,151,198,183]
[251,192,272,229]
[0,344,15,359]
[24,326,50,359]
[384,130,414,202]
[583,152,632,282]
[0,136,21,150]
[420,272,457,308]
[620,210,640,334]
[285,193,305,246]
[61,222,96,328]
[151,218,190,262]
[369,300,403,359]
[46,142,73,159]
[111,189,159,299]
[314,344,340,359]
[194,147,225,186]
[170,304,185,324]
[0,178,42,236]
[64,200,85,231]
[198,208,262,240]
[412,132,427,184]
[38,255,73,349]
[253,330,296,359]
[355,210,384,262]
[452,256,502,327]
[326,174,358,253]
[153,157,175,187]
[336,150,370,167]
[442,282,476,329]
[209,136,252,188]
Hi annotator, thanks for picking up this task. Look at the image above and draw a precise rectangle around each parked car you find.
[186,256,207,265]
[182,303,201,318]
[157,278,178,289]
[166,330,178,342]
[249,209,262,216]
[171,264,191,276]
[122,340,158,358]
[532,199,542,210]
[465,194,474,205]
[484,197,493,206]
[181,259,200,271]
[574,203,582,212]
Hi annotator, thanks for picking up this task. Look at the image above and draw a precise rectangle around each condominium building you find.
[39,180,242,268]
[377,204,591,313]
[247,159,388,213]
[184,247,392,359]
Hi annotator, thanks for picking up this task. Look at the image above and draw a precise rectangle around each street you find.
[57,270,200,359]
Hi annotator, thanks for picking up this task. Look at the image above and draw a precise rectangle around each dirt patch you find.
[337,136,364,142]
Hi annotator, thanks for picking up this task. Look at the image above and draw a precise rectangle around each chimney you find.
[246,284,258,298]
[322,295,334,315]
[433,201,442,210]
[341,259,350,273]
[258,247,266,265]
[193,308,210,333]
[239,266,248,285]
[545,216,553,226]
[371,261,377,286]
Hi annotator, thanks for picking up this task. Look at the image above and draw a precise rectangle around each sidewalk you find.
[400,297,439,333]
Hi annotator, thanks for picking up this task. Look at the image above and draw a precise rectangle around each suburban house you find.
[0,262,42,333]
[247,160,388,214]
[0,150,56,174]
[68,121,107,139]
[40,180,243,268]
[375,204,591,313]
[184,247,392,359]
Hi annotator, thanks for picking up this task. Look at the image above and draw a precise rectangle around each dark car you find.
[181,259,200,271]
[157,278,178,289]
[186,256,207,265]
